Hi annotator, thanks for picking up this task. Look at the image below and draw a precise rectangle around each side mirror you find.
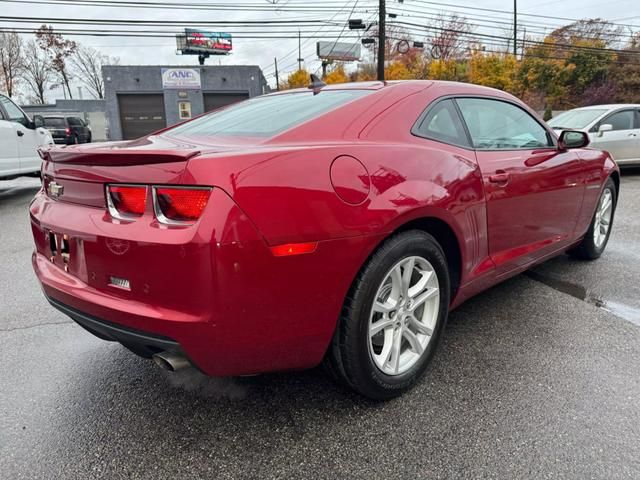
[598,124,612,137]
[33,115,45,129]
[558,130,590,150]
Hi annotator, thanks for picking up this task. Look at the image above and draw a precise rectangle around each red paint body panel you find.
[30,81,618,376]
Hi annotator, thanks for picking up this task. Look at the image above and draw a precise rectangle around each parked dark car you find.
[43,116,92,145]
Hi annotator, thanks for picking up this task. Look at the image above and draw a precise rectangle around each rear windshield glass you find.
[168,90,372,138]
[44,117,66,127]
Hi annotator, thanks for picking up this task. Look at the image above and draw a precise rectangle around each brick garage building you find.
[103,65,268,141]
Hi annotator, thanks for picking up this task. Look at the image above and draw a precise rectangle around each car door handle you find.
[489,172,509,184]
[17,130,24,137]
[629,133,638,137]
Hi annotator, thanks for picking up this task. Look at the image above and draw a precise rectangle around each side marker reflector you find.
[270,242,318,257]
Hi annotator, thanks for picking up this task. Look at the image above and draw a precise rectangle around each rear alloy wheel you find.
[569,177,617,260]
[324,230,450,400]
[369,256,440,376]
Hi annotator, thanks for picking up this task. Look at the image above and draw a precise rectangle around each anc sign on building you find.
[161,68,202,89]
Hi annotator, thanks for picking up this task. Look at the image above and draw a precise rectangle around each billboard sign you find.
[184,29,232,55]
[161,68,201,89]
[317,41,361,61]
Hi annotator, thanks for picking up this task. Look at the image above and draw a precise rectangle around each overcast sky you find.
[2,0,638,101]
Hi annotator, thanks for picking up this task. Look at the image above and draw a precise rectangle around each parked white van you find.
[0,93,53,179]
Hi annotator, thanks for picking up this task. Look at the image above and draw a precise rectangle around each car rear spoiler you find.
[38,145,201,167]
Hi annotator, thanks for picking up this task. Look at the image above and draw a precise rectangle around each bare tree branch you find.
[70,45,118,99]
[0,31,24,97]
[428,13,473,61]
[22,40,54,104]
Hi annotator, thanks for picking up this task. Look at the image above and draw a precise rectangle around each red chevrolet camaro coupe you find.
[31,80,618,399]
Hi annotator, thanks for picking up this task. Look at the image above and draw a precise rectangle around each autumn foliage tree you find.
[281,68,310,89]
[36,25,77,99]
[324,65,348,84]
[468,52,518,93]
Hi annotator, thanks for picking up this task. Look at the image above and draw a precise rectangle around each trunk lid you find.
[40,135,219,208]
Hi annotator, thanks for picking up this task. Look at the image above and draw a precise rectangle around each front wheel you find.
[569,177,617,260]
[324,230,450,400]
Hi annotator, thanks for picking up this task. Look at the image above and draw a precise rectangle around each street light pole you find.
[378,0,386,81]
[513,0,517,58]
[297,30,303,71]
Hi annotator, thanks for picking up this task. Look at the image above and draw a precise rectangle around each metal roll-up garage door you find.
[203,92,249,112]
[118,94,166,140]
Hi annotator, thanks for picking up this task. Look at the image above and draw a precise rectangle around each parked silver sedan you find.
[548,104,640,165]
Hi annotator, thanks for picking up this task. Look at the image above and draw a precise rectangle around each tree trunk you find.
[62,69,73,99]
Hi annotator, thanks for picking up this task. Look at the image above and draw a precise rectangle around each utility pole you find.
[297,30,303,71]
[377,0,386,81]
[513,0,517,58]
[274,57,280,91]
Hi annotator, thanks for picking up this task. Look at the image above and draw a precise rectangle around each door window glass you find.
[602,110,634,131]
[0,95,28,127]
[413,99,470,147]
[456,97,552,150]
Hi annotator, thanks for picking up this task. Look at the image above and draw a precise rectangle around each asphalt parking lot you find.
[1,172,639,480]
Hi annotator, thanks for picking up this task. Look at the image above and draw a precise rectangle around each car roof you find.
[267,79,517,98]
[568,104,640,111]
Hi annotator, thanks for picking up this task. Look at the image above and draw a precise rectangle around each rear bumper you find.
[30,188,383,376]
[47,295,180,358]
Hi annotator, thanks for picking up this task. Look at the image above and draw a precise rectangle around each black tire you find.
[568,177,617,260]
[324,230,450,400]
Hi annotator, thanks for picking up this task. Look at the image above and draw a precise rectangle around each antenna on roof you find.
[308,74,326,94]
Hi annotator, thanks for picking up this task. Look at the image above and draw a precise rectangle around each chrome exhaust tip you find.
[152,351,191,372]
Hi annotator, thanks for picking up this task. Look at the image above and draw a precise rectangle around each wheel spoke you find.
[409,287,439,311]
[409,315,434,336]
[370,317,395,336]
[408,269,433,298]
[401,257,415,297]
[389,328,402,374]
[373,300,396,314]
[403,329,424,355]
[390,266,403,296]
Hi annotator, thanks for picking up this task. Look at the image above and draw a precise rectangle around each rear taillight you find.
[153,187,211,224]
[106,185,147,219]
[65,127,71,136]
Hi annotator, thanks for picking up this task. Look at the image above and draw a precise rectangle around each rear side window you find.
[44,118,66,127]
[456,97,553,150]
[169,90,372,138]
[67,117,82,126]
[413,99,470,147]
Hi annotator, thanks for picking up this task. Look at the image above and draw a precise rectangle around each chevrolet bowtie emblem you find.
[48,181,64,198]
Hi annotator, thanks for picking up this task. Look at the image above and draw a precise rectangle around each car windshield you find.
[44,118,66,127]
[168,90,372,138]
[548,109,607,129]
